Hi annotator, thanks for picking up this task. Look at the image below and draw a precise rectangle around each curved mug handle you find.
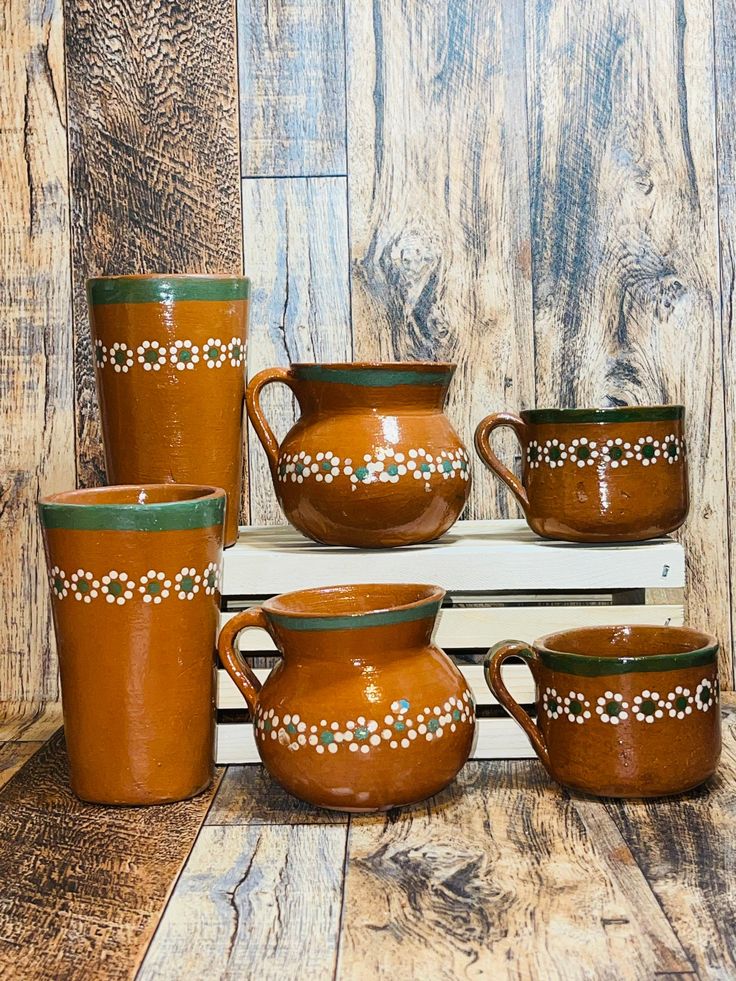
[484,641,551,774]
[218,608,276,714]
[246,367,299,482]
[474,412,530,515]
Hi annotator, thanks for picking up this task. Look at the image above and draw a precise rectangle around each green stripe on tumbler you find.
[269,599,442,632]
[293,365,453,387]
[39,495,226,532]
[88,276,250,306]
[538,644,717,676]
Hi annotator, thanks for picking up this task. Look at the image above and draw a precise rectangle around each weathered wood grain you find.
[207,764,347,825]
[526,0,731,674]
[138,824,347,980]
[336,761,694,978]
[714,0,736,679]
[0,743,42,789]
[345,0,535,521]
[238,0,346,177]
[1,0,75,703]
[64,0,243,492]
[0,732,223,980]
[0,701,62,742]
[242,176,351,523]
[604,696,736,978]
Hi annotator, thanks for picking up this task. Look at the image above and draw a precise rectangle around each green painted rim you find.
[268,599,442,632]
[88,276,250,306]
[522,405,684,425]
[39,491,226,531]
[536,644,717,677]
[292,364,455,387]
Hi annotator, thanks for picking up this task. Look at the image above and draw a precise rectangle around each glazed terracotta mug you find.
[39,484,226,805]
[246,362,471,547]
[87,274,249,546]
[218,583,475,810]
[485,625,720,797]
[474,405,688,542]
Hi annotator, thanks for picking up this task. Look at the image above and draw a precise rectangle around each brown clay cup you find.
[246,362,471,547]
[39,484,226,805]
[218,583,475,810]
[485,625,721,797]
[474,405,688,542]
[87,275,249,547]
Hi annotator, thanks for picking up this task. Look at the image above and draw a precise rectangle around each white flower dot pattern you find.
[175,567,201,600]
[138,570,171,604]
[136,340,167,371]
[70,570,99,603]
[101,571,134,605]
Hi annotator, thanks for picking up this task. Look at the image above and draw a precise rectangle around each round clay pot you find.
[218,583,475,810]
[87,275,249,547]
[486,624,721,797]
[39,484,226,805]
[246,362,471,547]
[474,405,688,542]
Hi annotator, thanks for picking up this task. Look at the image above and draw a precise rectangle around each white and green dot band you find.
[277,446,470,485]
[526,434,683,470]
[48,562,221,605]
[95,337,245,373]
[542,679,718,725]
[254,691,475,755]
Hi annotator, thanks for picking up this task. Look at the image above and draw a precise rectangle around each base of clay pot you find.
[71,776,214,807]
[561,772,715,800]
[529,519,687,544]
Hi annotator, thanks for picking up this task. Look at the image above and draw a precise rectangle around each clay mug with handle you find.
[485,624,720,797]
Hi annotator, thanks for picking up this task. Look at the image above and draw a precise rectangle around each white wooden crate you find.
[217,519,685,764]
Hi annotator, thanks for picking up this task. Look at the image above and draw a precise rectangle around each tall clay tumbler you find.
[87,275,249,547]
[39,484,226,805]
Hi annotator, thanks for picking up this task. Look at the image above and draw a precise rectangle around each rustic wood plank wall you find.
[1,0,75,704]
[3,0,736,698]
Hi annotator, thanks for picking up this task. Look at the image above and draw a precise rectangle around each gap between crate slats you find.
[215,717,533,764]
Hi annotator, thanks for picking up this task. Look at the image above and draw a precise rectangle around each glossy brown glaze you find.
[218,583,475,810]
[87,275,249,547]
[474,406,688,542]
[39,484,225,805]
[246,363,471,547]
[486,624,720,798]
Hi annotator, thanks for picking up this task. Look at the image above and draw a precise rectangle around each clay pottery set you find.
[39,484,225,805]
[246,362,471,547]
[87,275,249,547]
[475,405,688,542]
[486,625,720,797]
[218,583,475,810]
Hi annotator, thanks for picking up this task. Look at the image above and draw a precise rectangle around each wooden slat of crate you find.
[222,520,685,594]
[217,520,685,762]
[217,663,535,712]
[219,603,684,654]
[216,717,534,765]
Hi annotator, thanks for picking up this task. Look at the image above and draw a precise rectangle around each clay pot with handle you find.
[218,583,476,811]
[474,405,688,542]
[246,362,471,547]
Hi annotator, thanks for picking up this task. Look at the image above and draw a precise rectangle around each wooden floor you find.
[0,701,734,980]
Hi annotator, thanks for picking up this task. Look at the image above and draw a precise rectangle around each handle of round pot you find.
[484,641,551,775]
[246,367,297,481]
[474,412,530,515]
[217,608,273,714]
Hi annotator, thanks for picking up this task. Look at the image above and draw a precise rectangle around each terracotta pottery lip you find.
[87,275,250,306]
[522,404,684,425]
[534,624,718,677]
[263,583,445,632]
[290,362,456,387]
[39,484,226,532]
